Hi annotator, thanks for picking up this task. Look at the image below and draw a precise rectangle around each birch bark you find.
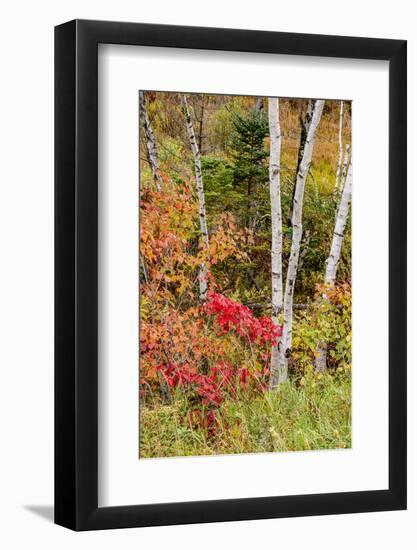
[139,91,162,190]
[272,99,325,388]
[267,98,283,387]
[289,100,314,227]
[315,160,352,371]
[296,100,314,176]
[325,160,352,285]
[333,100,344,198]
[255,97,264,113]
[181,94,209,301]
[339,143,350,197]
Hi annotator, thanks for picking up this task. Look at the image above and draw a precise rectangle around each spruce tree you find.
[231,109,269,228]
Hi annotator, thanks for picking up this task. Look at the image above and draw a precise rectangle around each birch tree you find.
[181,94,209,301]
[333,100,344,198]
[139,91,162,190]
[194,94,207,154]
[339,143,350,196]
[267,98,283,387]
[255,96,264,113]
[315,160,352,372]
[296,100,314,173]
[272,99,325,388]
[288,100,314,226]
[326,161,352,284]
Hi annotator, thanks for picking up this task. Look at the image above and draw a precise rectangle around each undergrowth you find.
[140,366,351,458]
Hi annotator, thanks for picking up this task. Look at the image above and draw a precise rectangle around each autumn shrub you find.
[141,291,282,431]
[139,177,278,424]
[291,282,352,374]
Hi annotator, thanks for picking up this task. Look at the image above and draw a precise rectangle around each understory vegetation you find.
[141,366,351,457]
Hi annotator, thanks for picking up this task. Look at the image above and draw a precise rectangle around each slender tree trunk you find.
[197,95,206,154]
[333,100,344,198]
[255,97,264,113]
[289,100,314,226]
[339,143,350,197]
[315,160,352,372]
[181,94,209,301]
[139,91,162,190]
[273,99,325,387]
[296,100,314,174]
[268,98,283,388]
[325,160,352,285]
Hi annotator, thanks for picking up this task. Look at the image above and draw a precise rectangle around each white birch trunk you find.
[315,160,352,371]
[181,95,209,301]
[333,100,344,198]
[326,160,352,285]
[139,91,162,190]
[289,100,314,227]
[339,143,351,197]
[296,100,314,174]
[268,98,283,388]
[272,99,325,387]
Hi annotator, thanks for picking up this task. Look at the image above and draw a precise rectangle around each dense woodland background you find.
[139,92,352,458]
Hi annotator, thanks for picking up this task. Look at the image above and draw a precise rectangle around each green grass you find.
[140,367,351,458]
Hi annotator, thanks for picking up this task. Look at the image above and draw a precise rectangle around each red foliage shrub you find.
[205,291,282,346]
[148,293,283,434]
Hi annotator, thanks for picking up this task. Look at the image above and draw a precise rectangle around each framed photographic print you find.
[55,19,407,530]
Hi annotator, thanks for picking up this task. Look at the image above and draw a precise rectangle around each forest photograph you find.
[139,91,352,459]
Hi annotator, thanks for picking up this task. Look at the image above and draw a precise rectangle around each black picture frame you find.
[55,19,407,531]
